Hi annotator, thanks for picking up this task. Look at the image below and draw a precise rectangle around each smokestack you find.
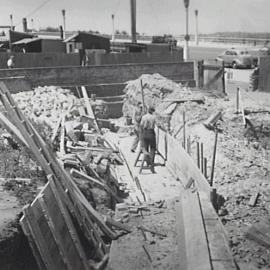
[22,18,27,32]
[31,18,34,32]
[130,0,136,43]
[61,9,66,39]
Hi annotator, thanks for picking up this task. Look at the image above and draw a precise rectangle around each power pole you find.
[195,9,199,46]
[130,0,137,43]
[183,0,190,61]
[61,9,66,39]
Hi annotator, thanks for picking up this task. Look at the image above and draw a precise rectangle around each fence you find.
[87,51,183,65]
[0,52,80,68]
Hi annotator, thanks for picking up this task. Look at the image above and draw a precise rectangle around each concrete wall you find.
[88,51,183,65]
[0,52,80,68]
[258,56,270,92]
[0,62,194,93]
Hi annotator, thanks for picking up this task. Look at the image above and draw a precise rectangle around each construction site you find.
[0,1,270,270]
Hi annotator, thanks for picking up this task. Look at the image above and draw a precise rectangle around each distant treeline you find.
[201,32,270,40]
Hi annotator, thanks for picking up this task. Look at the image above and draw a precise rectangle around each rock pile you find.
[13,86,108,131]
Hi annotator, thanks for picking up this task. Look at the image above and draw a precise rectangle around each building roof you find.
[12,37,62,45]
[63,31,110,43]
[12,37,41,45]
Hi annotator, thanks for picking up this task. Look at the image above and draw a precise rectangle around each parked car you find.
[216,48,254,69]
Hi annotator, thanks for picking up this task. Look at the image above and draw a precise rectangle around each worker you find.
[139,106,156,174]
[130,101,144,153]
[7,55,15,69]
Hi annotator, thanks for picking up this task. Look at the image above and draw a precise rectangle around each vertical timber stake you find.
[210,130,218,186]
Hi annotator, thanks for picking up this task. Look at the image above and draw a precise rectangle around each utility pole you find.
[111,14,115,42]
[183,0,190,61]
[195,9,199,46]
[61,9,66,39]
[10,14,13,30]
[130,0,137,43]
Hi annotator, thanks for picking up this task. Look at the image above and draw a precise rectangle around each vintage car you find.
[216,48,254,69]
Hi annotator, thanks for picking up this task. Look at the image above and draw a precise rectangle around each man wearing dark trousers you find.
[140,106,156,174]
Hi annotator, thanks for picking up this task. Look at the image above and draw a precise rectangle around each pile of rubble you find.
[13,86,108,132]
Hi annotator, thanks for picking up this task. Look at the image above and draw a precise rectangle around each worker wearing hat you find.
[139,106,156,174]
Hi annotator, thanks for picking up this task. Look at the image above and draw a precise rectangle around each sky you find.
[0,0,270,35]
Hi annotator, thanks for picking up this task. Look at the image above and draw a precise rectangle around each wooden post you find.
[236,87,240,114]
[197,60,204,89]
[183,111,186,149]
[222,60,226,94]
[197,142,200,169]
[187,135,191,155]
[200,142,204,174]
[140,79,146,113]
[210,130,218,186]
[203,157,207,179]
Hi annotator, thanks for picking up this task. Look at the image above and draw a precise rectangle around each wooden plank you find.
[0,112,29,147]
[181,191,212,270]
[199,192,238,270]
[175,200,187,270]
[51,116,62,143]
[24,202,62,270]
[20,215,47,270]
[81,86,101,134]
[248,192,260,207]
[41,182,91,270]
[165,131,211,197]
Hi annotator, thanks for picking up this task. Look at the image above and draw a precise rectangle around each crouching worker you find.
[139,106,156,174]
[130,101,144,153]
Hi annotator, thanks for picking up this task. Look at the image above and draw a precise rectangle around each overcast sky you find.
[0,0,269,35]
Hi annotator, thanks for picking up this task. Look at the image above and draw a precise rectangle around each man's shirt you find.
[140,113,155,130]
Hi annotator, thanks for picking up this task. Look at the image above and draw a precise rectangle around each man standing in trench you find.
[139,106,156,174]
[130,101,144,153]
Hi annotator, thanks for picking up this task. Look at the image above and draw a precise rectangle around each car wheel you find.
[232,62,238,69]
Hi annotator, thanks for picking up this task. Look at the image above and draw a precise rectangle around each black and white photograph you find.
[0,0,269,269]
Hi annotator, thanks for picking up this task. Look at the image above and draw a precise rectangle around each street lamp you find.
[183,0,190,60]
[111,14,115,42]
[195,10,199,46]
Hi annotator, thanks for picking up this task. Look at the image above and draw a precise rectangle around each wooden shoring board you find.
[198,192,238,270]
[20,215,47,270]
[175,199,187,270]
[181,191,212,270]
[24,197,66,270]
[163,128,212,198]
[0,83,114,254]
[40,181,91,270]
[81,86,101,134]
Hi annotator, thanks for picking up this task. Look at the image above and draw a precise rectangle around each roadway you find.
[189,46,225,61]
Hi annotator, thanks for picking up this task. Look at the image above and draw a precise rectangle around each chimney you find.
[60,25,64,40]
[61,9,66,39]
[130,0,136,43]
[22,18,27,32]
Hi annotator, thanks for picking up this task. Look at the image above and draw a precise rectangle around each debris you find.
[248,192,260,207]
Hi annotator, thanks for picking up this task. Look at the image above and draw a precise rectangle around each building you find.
[64,32,110,54]
[12,38,65,53]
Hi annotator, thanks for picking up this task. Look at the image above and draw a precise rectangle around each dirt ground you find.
[0,78,269,269]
